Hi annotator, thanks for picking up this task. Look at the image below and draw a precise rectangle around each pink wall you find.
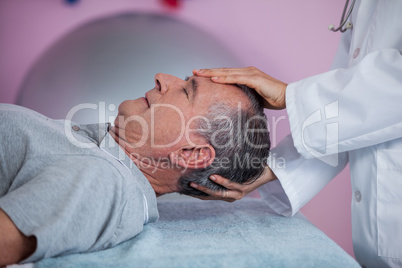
[0,0,353,258]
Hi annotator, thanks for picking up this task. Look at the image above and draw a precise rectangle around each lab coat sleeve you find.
[258,32,352,217]
[329,27,352,70]
[286,48,402,159]
[259,134,348,217]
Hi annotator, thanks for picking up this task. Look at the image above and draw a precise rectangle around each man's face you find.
[114,73,249,159]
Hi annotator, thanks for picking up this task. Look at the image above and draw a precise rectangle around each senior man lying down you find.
[0,73,270,265]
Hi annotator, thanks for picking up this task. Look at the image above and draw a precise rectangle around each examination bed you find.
[23,198,359,268]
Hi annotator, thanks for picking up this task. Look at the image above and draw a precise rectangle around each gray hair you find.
[178,84,270,196]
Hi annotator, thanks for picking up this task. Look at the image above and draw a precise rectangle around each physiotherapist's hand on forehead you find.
[189,166,277,202]
[193,66,287,110]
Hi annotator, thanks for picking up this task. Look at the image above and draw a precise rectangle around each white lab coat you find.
[258,1,402,267]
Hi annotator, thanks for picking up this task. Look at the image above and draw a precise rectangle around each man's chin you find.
[116,99,146,120]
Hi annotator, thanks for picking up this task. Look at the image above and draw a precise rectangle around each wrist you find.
[259,166,278,186]
[279,83,287,109]
[267,166,278,182]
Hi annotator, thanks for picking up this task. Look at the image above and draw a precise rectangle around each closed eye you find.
[182,87,189,98]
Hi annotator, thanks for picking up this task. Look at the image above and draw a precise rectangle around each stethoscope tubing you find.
[329,0,356,32]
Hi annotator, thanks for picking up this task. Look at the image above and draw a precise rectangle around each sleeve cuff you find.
[258,146,304,217]
[285,81,309,158]
[258,180,295,217]
[0,198,43,263]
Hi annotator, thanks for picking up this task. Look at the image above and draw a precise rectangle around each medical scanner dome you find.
[18,13,241,123]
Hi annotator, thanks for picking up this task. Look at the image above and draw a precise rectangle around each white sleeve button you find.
[354,190,362,202]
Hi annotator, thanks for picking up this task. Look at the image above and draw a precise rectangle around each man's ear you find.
[169,145,215,170]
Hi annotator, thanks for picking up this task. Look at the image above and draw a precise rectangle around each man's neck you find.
[108,129,180,196]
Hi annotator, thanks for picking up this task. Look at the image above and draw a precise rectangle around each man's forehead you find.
[186,75,239,93]
[185,76,251,110]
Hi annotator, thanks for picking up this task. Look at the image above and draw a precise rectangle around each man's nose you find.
[154,73,182,95]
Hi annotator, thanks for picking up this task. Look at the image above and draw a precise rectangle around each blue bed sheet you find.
[34,198,359,268]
